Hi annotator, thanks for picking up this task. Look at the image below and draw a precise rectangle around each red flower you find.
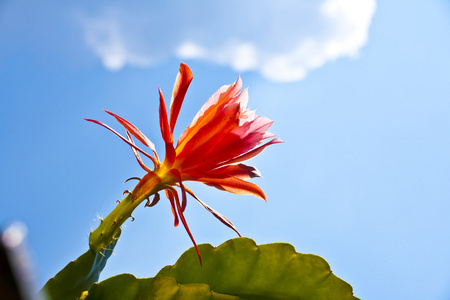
[86,63,281,263]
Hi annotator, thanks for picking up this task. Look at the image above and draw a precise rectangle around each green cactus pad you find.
[39,229,120,300]
[84,274,241,300]
[156,237,359,300]
[84,237,358,300]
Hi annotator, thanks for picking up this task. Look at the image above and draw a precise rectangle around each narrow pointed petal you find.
[159,88,172,144]
[147,193,160,207]
[222,138,284,166]
[126,131,152,172]
[168,169,188,213]
[169,63,193,134]
[104,109,158,156]
[199,177,267,201]
[84,118,158,166]
[184,164,261,181]
[165,189,179,227]
[168,186,202,265]
[184,186,241,237]
[159,88,176,166]
[208,164,261,179]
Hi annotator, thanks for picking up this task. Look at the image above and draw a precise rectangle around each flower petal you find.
[210,164,261,179]
[159,88,176,165]
[104,109,158,157]
[177,76,243,147]
[191,76,243,127]
[169,63,193,135]
[199,177,267,201]
[175,102,240,168]
[84,118,158,166]
[125,131,153,172]
[146,193,161,207]
[223,138,284,166]
[169,169,188,212]
[184,164,261,180]
[184,186,241,237]
[158,88,172,144]
[167,186,202,265]
[165,189,179,227]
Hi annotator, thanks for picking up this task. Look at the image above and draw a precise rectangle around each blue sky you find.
[1,0,450,299]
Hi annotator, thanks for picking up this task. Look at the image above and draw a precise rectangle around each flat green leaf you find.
[156,237,359,300]
[84,274,241,300]
[39,230,120,300]
[83,237,358,300]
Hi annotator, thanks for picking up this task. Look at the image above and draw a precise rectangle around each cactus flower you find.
[86,63,282,263]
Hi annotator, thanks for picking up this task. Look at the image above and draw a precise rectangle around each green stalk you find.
[89,193,139,253]
[89,174,166,253]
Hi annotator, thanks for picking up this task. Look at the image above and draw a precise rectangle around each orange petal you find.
[165,189,179,227]
[223,138,284,166]
[125,131,153,172]
[168,169,188,212]
[84,118,158,166]
[169,63,193,134]
[184,186,241,237]
[104,109,157,155]
[158,88,172,144]
[209,164,261,179]
[184,164,261,180]
[199,177,267,201]
[146,193,161,207]
[175,102,240,167]
[167,186,202,265]
[177,76,243,148]
[159,88,176,165]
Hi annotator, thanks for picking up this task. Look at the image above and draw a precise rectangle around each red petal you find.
[184,164,261,180]
[184,186,241,237]
[169,63,193,135]
[165,189,179,227]
[104,109,157,156]
[177,76,242,147]
[159,88,172,144]
[169,169,188,212]
[159,88,177,166]
[147,193,160,207]
[168,186,202,265]
[199,177,267,201]
[199,116,273,165]
[210,164,261,179]
[84,118,158,166]
[175,102,240,168]
[193,76,243,125]
[165,142,177,167]
[125,131,153,172]
[223,138,284,166]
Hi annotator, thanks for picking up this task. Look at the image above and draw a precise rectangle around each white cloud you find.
[80,9,156,71]
[80,0,376,82]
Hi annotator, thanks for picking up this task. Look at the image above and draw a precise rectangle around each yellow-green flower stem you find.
[89,174,167,253]
[89,193,136,253]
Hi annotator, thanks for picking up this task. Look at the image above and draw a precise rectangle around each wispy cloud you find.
[81,10,154,70]
[80,0,376,82]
